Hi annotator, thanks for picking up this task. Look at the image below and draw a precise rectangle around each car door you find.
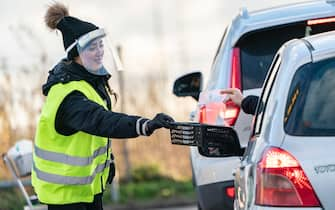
[235,54,282,210]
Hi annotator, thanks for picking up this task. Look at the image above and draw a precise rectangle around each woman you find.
[32,3,174,210]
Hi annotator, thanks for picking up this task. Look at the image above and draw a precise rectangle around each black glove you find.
[107,153,115,184]
[145,113,175,135]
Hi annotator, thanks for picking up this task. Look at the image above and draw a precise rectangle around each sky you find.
[0,0,309,130]
[1,0,308,79]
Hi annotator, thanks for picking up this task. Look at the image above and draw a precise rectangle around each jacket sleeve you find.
[55,91,150,138]
[241,95,259,115]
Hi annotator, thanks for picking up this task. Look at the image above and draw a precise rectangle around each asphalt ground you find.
[104,197,196,210]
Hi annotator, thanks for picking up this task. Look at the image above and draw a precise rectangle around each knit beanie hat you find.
[45,2,99,59]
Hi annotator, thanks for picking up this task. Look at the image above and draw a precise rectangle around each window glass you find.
[285,57,335,136]
[238,23,305,90]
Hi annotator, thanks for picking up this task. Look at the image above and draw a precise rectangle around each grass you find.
[103,165,195,205]
[103,178,195,204]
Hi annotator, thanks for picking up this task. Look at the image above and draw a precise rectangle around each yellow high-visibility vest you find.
[32,80,110,204]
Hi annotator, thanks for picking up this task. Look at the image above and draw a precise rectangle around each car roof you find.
[230,0,335,45]
[303,30,335,62]
[280,30,335,66]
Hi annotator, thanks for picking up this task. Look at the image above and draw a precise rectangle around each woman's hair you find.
[104,80,118,105]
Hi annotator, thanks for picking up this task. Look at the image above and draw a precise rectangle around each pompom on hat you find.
[45,2,99,59]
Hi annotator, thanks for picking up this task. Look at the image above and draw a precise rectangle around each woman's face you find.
[79,38,104,71]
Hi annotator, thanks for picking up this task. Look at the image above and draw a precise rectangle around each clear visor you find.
[67,28,123,75]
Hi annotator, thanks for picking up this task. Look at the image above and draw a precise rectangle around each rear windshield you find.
[237,20,335,90]
[284,57,335,136]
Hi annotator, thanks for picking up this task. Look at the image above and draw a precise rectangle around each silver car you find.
[173,1,335,209]
[232,30,335,210]
[171,30,335,209]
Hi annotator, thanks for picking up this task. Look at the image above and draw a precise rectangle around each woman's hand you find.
[145,113,175,135]
[220,88,243,107]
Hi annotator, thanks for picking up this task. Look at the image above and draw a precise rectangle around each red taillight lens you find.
[224,100,240,126]
[199,102,226,125]
[199,105,207,124]
[231,47,241,90]
[307,17,335,25]
[198,47,241,126]
[227,47,242,125]
[225,186,235,199]
[198,101,239,126]
[256,147,321,207]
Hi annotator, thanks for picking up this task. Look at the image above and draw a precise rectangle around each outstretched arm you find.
[56,91,174,138]
[220,88,259,115]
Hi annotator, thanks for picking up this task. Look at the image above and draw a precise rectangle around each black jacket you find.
[241,95,259,115]
[42,59,147,138]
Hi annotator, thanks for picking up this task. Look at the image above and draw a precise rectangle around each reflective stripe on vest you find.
[34,144,107,166]
[33,160,111,185]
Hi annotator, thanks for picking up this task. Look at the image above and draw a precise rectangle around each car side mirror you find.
[169,122,244,158]
[173,72,203,101]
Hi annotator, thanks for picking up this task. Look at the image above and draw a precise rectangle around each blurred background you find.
[0,0,306,208]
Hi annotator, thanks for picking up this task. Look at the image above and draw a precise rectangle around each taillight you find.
[198,101,240,126]
[199,103,226,125]
[199,105,207,124]
[231,48,241,90]
[256,147,321,207]
[225,100,240,126]
[307,17,335,25]
[225,186,235,199]
[226,47,241,125]
[198,47,241,126]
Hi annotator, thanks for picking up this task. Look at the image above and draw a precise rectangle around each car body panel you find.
[281,136,335,210]
[308,32,335,62]
[190,146,240,186]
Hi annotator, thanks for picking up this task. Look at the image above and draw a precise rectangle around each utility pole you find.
[117,46,132,182]
[110,45,129,202]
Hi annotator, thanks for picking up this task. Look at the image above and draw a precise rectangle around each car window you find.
[237,23,305,90]
[254,54,282,135]
[237,20,335,90]
[284,57,335,136]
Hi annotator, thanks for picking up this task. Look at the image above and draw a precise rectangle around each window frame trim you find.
[253,53,282,136]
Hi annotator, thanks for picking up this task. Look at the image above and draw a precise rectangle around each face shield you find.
[66,28,123,75]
